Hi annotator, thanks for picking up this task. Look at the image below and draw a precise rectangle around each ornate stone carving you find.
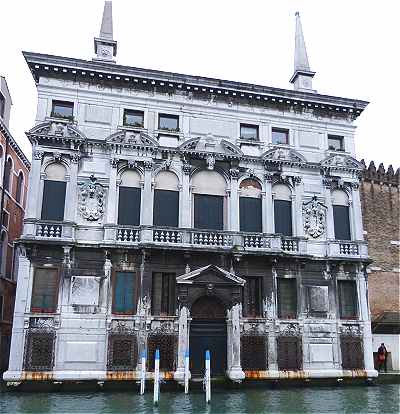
[143,160,153,171]
[182,161,191,175]
[302,196,327,238]
[52,151,62,162]
[277,323,301,336]
[110,319,135,333]
[150,320,177,335]
[340,324,363,336]
[320,154,363,173]
[229,168,240,179]
[106,130,159,149]
[29,317,55,329]
[206,154,215,170]
[110,157,119,168]
[78,175,106,221]
[127,159,137,169]
[138,295,151,316]
[263,147,306,166]
[70,153,81,164]
[264,171,274,182]
[33,150,44,160]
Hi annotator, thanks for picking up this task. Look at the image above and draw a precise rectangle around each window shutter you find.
[243,277,262,317]
[41,180,66,221]
[274,200,292,236]
[152,273,163,315]
[277,278,297,319]
[277,337,302,370]
[31,268,59,313]
[152,272,175,316]
[338,280,357,319]
[118,187,141,226]
[194,194,223,230]
[240,197,262,232]
[113,272,135,314]
[153,190,179,227]
[333,205,351,240]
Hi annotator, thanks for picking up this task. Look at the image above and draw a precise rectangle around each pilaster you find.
[229,169,239,232]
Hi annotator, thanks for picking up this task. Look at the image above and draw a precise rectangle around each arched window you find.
[16,171,24,204]
[153,171,179,227]
[332,190,351,240]
[192,170,226,230]
[41,163,67,221]
[273,184,292,236]
[4,158,12,193]
[239,179,262,233]
[0,146,4,182]
[118,170,141,226]
[0,231,7,276]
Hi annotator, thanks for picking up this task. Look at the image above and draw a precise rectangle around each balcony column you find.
[350,183,363,240]
[64,154,79,223]
[104,159,118,241]
[264,173,274,233]
[180,163,191,228]
[141,161,154,242]
[229,169,239,232]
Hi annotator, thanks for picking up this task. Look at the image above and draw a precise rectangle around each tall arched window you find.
[16,171,24,204]
[118,170,141,226]
[273,184,292,236]
[192,170,226,230]
[0,146,4,182]
[153,171,179,227]
[332,190,351,240]
[41,163,67,221]
[239,179,262,233]
[4,158,12,193]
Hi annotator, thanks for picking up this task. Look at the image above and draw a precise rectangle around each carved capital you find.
[182,162,191,175]
[229,168,240,179]
[33,150,44,161]
[110,158,119,168]
[70,153,81,164]
[143,160,153,171]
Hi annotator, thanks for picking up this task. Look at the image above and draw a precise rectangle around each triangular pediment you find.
[176,264,245,286]
[106,129,159,148]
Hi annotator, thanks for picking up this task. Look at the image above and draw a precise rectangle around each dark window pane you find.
[338,280,357,319]
[123,109,144,127]
[159,114,179,131]
[118,187,141,226]
[274,200,292,236]
[152,273,175,316]
[4,159,12,192]
[41,180,66,221]
[31,268,59,313]
[240,197,262,232]
[16,173,24,203]
[277,278,297,319]
[243,277,262,317]
[113,272,136,314]
[51,100,73,120]
[328,135,344,151]
[194,194,223,230]
[333,205,351,240]
[0,93,5,118]
[153,190,179,227]
[240,124,259,140]
[277,336,302,370]
[272,128,289,145]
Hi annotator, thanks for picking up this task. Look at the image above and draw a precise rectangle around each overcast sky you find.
[1,0,399,169]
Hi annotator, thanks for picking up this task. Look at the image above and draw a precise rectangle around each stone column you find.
[64,155,79,223]
[141,161,154,242]
[293,177,304,237]
[174,306,190,382]
[350,184,363,240]
[268,265,278,371]
[324,179,335,239]
[180,163,191,229]
[264,173,274,233]
[104,159,118,241]
[229,169,239,232]
[226,303,245,382]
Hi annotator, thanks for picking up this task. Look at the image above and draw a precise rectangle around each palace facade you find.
[4,2,377,385]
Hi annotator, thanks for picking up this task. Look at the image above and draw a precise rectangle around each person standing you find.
[377,343,388,373]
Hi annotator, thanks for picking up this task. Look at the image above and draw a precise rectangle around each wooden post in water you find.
[184,349,189,394]
[205,350,211,404]
[153,349,160,405]
[140,350,146,395]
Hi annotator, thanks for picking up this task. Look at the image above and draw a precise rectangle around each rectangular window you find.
[2,210,9,229]
[240,197,262,233]
[333,205,351,240]
[274,200,292,236]
[152,272,176,316]
[240,124,259,140]
[118,187,141,226]
[328,135,344,151]
[31,268,59,313]
[0,93,5,118]
[194,194,223,230]
[277,278,297,319]
[41,180,66,221]
[153,189,179,227]
[159,114,179,131]
[338,280,358,319]
[277,336,302,371]
[123,109,144,128]
[0,295,3,320]
[340,336,364,369]
[272,128,289,145]
[112,272,136,314]
[51,100,74,120]
[243,277,262,317]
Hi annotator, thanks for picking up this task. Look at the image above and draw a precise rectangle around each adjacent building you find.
[4,3,377,385]
[0,76,30,372]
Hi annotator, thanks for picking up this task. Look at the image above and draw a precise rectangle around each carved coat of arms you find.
[78,175,106,221]
[302,196,327,238]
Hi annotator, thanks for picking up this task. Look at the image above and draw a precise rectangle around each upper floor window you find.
[332,190,351,240]
[3,158,12,193]
[41,163,67,222]
[0,231,7,276]
[192,170,226,230]
[112,271,137,314]
[159,114,179,131]
[0,295,3,321]
[272,128,289,145]
[16,172,24,204]
[31,268,59,313]
[152,272,176,316]
[328,135,344,151]
[273,184,292,236]
[240,124,259,141]
[277,278,297,319]
[51,100,74,120]
[153,171,179,227]
[0,93,5,118]
[243,277,263,317]
[338,280,358,319]
[123,109,144,128]
[118,170,141,226]
[239,179,262,233]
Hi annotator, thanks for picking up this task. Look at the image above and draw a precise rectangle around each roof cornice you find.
[23,51,369,119]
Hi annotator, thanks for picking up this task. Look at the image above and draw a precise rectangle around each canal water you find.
[0,384,399,413]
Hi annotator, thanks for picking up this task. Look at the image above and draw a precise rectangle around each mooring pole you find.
[205,350,211,404]
[153,349,160,405]
[184,349,189,394]
[140,350,146,395]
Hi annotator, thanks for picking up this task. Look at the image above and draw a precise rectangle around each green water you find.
[1,384,399,413]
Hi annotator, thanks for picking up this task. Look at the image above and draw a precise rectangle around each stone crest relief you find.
[302,196,327,238]
[78,175,106,221]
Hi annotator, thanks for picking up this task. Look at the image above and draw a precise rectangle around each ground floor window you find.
[151,272,176,316]
[243,277,263,317]
[340,336,364,369]
[147,334,177,371]
[107,334,138,371]
[277,278,297,319]
[24,331,55,371]
[277,336,302,371]
[338,280,358,319]
[241,335,268,370]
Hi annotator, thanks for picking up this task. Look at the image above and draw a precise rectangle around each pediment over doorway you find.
[176,264,245,286]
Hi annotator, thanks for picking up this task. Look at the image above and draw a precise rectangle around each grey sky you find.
[1,0,399,168]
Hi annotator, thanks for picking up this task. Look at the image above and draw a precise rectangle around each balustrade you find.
[281,238,299,252]
[243,234,271,249]
[191,230,233,247]
[36,223,62,238]
[116,227,140,242]
[339,242,359,255]
[153,229,182,244]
